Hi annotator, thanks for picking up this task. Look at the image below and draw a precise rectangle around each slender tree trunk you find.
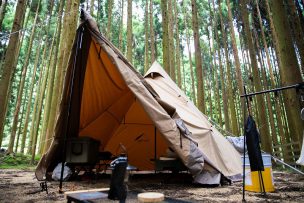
[183,1,196,105]
[14,96,27,153]
[271,0,304,152]
[240,0,272,153]
[7,1,41,153]
[150,0,155,63]
[168,0,175,80]
[174,0,181,87]
[90,0,95,16]
[126,0,133,63]
[287,0,304,75]
[29,43,48,159]
[0,0,27,148]
[213,0,229,129]
[46,0,80,153]
[38,30,57,154]
[41,0,65,153]
[191,0,205,113]
[253,29,279,150]
[219,0,238,134]
[106,0,113,40]
[0,0,7,31]
[144,0,149,73]
[119,0,124,50]
[255,0,287,159]
[226,0,244,123]
[160,0,170,73]
[24,43,42,154]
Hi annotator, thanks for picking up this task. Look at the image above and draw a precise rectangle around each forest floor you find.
[0,169,303,203]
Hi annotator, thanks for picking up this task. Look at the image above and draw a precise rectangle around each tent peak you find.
[145,61,170,79]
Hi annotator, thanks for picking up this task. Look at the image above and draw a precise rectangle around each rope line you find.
[0,8,79,40]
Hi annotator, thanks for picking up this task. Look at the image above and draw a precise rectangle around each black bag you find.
[244,115,264,171]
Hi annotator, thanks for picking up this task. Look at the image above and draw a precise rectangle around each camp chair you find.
[96,151,116,173]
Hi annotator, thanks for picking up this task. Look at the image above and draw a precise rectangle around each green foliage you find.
[0,153,40,169]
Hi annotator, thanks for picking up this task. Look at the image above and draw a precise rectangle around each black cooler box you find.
[66,136,100,164]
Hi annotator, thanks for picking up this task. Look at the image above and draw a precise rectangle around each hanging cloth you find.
[244,115,264,171]
[296,132,304,166]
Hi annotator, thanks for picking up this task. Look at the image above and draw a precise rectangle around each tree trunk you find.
[106,0,113,40]
[150,0,155,63]
[25,43,42,154]
[226,0,244,122]
[160,0,170,73]
[219,0,238,134]
[191,0,205,113]
[287,0,304,77]
[255,0,287,159]
[41,0,65,153]
[0,0,7,32]
[119,0,124,50]
[0,0,27,148]
[90,0,95,16]
[29,43,48,160]
[240,0,272,153]
[183,1,196,105]
[126,0,132,63]
[253,29,279,150]
[45,0,80,153]
[168,0,175,80]
[7,1,41,153]
[144,0,149,73]
[271,0,304,152]
[37,30,57,155]
[174,0,181,87]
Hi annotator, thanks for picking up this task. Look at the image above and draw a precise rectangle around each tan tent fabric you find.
[35,11,241,184]
[145,62,242,177]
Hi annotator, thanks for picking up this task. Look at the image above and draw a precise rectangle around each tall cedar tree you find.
[191,0,205,113]
[0,0,27,148]
[270,0,303,152]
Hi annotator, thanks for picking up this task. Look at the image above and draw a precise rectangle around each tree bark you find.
[149,0,155,63]
[271,0,304,151]
[126,0,132,63]
[144,0,149,73]
[0,0,27,148]
[174,0,181,87]
[287,0,304,77]
[160,0,170,73]
[191,0,205,113]
[168,0,175,80]
[0,0,7,32]
[219,0,238,134]
[226,0,244,122]
[24,42,42,154]
[41,0,65,153]
[119,0,124,50]
[90,0,95,16]
[7,1,41,153]
[106,0,113,40]
[182,1,196,105]
[240,0,272,153]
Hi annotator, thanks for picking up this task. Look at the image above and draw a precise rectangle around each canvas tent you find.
[35,11,242,184]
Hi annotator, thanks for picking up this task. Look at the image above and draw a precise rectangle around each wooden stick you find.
[64,188,109,198]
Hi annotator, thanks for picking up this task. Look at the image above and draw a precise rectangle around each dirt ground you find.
[0,169,303,203]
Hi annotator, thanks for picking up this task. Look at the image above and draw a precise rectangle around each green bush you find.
[0,153,40,169]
